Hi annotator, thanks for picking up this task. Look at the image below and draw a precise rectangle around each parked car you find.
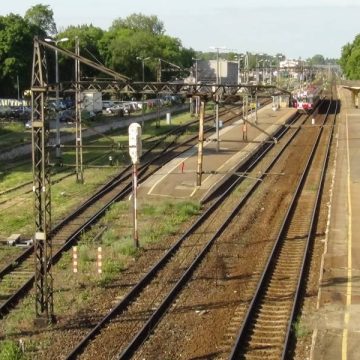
[25,120,32,129]
[106,105,125,116]
[102,100,114,110]
[59,109,75,122]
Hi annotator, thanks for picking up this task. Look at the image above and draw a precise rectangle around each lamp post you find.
[136,56,150,126]
[45,37,69,159]
[255,53,263,84]
[236,54,245,84]
[210,46,227,153]
[136,56,150,83]
[192,57,199,84]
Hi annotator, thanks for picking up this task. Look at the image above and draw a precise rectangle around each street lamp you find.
[210,46,227,84]
[255,53,263,84]
[235,54,245,84]
[136,56,150,82]
[192,57,200,84]
[210,46,227,152]
[45,37,69,159]
[136,56,150,126]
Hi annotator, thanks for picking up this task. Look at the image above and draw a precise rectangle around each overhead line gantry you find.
[30,37,291,324]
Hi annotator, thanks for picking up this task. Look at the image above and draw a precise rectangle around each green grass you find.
[0,122,31,152]
[72,199,200,286]
[0,108,201,240]
[0,340,23,360]
[0,196,202,358]
[293,318,310,338]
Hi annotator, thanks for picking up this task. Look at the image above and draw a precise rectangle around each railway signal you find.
[129,123,142,248]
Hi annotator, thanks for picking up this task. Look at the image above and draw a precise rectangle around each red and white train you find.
[293,85,322,112]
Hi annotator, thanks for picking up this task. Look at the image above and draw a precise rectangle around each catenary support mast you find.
[31,38,54,325]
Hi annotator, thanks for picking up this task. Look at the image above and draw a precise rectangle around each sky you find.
[1,0,359,59]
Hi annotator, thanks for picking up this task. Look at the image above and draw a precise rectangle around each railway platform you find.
[138,103,297,202]
[310,85,360,360]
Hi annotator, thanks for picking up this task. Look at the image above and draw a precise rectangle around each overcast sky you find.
[2,0,359,59]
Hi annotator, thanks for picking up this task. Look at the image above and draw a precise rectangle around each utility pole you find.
[196,100,205,187]
[75,36,84,183]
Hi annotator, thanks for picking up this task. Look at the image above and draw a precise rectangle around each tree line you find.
[340,34,360,80]
[0,4,195,98]
[0,3,343,98]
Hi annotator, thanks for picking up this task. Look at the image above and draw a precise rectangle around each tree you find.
[56,25,105,81]
[24,4,57,35]
[99,14,194,82]
[0,14,43,97]
[110,13,164,36]
[340,34,360,79]
[343,47,360,80]
[308,54,326,66]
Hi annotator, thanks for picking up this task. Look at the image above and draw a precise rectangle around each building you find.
[195,60,238,84]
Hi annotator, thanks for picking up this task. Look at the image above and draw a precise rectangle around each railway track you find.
[0,105,245,318]
[63,111,306,359]
[229,99,337,359]
[0,105,237,201]
[122,99,335,360]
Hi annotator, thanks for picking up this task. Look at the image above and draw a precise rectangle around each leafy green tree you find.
[308,54,326,66]
[0,13,43,97]
[340,34,360,79]
[24,3,56,35]
[56,25,105,82]
[110,13,164,36]
[343,47,360,79]
[99,14,194,82]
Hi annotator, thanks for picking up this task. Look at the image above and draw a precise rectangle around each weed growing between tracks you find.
[293,316,311,338]
[0,339,24,360]
[0,197,201,359]
[0,166,118,237]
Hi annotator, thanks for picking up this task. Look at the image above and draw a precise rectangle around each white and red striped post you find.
[97,246,102,274]
[72,246,78,273]
[132,164,139,248]
[180,161,185,173]
[129,123,141,248]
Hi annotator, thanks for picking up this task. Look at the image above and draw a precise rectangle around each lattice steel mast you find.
[30,37,293,326]
[31,38,54,325]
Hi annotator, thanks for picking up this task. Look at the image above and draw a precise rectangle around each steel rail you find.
[229,99,334,359]
[0,112,214,276]
[0,108,244,317]
[281,99,337,359]
[65,111,303,359]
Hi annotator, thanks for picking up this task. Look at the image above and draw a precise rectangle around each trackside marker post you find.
[72,246,78,273]
[97,247,102,274]
[129,123,142,248]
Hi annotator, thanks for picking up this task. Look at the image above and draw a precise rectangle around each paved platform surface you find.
[138,104,297,202]
[311,86,360,360]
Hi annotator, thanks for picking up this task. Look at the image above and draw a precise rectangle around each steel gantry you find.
[31,39,54,325]
[30,37,130,324]
[30,37,292,324]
